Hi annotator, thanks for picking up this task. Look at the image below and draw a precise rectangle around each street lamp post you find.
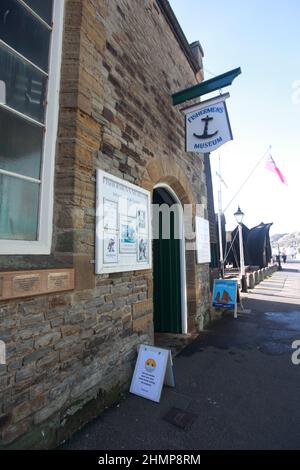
[234,206,247,293]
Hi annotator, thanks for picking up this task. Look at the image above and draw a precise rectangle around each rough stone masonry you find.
[0,0,212,449]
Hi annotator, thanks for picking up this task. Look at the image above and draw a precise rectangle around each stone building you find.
[0,0,213,448]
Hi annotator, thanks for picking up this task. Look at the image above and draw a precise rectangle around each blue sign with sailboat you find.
[212,279,238,309]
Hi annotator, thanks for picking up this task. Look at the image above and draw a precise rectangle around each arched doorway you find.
[153,185,187,334]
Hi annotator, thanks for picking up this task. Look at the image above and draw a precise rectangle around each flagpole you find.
[223,145,272,213]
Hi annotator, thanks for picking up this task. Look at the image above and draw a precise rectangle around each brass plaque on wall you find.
[13,274,41,297]
[0,268,74,301]
[48,272,70,291]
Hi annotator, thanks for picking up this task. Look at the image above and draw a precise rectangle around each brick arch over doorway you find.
[140,157,199,333]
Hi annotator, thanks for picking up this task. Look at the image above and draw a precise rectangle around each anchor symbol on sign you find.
[194,115,219,139]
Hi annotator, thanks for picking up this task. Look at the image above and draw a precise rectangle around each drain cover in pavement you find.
[163,407,197,430]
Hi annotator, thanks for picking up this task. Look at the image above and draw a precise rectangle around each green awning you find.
[172,67,242,106]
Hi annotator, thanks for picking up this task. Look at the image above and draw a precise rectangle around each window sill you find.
[0,254,73,273]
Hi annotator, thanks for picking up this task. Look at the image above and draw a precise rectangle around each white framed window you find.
[0,0,65,254]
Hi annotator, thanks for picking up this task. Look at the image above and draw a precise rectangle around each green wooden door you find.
[153,189,182,333]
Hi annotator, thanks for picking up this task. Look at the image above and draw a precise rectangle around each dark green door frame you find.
[153,187,183,334]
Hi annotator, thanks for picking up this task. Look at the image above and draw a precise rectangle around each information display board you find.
[96,170,151,274]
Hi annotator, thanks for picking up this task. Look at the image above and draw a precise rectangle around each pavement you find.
[61,262,300,450]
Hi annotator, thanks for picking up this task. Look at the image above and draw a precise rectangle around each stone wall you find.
[0,0,211,449]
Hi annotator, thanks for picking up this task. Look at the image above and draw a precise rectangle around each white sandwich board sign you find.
[130,345,175,403]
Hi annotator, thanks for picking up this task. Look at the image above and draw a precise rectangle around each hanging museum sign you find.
[96,170,151,274]
[183,93,233,153]
[195,216,211,264]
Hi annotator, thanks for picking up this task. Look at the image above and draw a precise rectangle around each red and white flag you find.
[265,155,288,185]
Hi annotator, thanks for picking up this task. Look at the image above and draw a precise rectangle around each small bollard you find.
[241,275,248,293]
[248,273,255,289]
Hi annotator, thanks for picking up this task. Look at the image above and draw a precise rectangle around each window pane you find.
[0,44,47,122]
[0,107,43,179]
[23,0,53,25]
[0,174,39,240]
[0,0,51,71]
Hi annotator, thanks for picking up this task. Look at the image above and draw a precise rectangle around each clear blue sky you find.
[170,0,300,234]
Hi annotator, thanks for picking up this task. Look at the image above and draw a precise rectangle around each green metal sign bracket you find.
[172,67,242,106]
